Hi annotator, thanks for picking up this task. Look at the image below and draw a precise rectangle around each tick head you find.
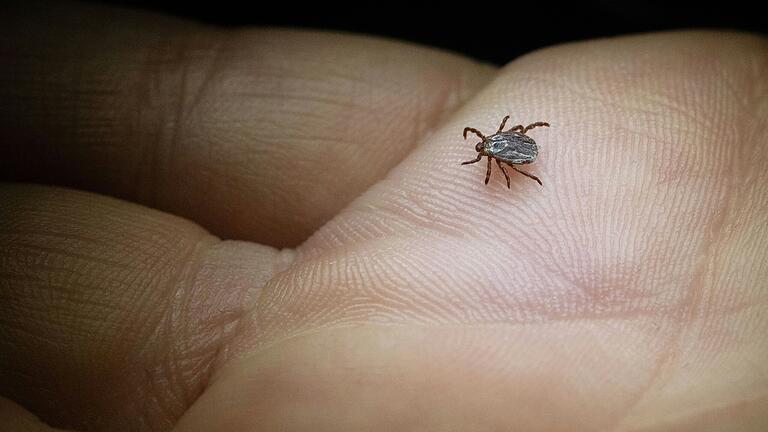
[474,141,484,153]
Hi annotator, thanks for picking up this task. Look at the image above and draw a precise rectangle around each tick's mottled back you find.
[484,132,538,165]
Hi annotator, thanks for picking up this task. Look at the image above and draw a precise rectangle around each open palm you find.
[1,4,767,431]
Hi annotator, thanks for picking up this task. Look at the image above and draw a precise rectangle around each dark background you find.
[97,1,764,65]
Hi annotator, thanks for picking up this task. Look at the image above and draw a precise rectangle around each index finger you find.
[0,2,495,247]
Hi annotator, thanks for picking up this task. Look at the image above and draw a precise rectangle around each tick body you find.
[461,115,549,187]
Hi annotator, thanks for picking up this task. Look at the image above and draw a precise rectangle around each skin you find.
[1,2,767,431]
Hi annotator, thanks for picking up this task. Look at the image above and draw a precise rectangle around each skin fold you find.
[1,2,767,431]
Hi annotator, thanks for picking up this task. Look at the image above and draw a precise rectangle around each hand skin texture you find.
[1,2,767,431]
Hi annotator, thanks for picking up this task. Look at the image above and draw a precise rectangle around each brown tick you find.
[461,115,549,187]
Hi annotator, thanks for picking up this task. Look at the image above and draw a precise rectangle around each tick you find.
[461,115,550,187]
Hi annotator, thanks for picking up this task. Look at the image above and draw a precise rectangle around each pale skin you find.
[1,3,767,431]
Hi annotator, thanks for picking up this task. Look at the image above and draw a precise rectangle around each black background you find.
[96,1,764,65]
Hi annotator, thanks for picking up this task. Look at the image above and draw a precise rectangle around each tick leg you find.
[485,157,492,184]
[522,122,550,134]
[463,127,485,140]
[506,124,524,133]
[496,115,510,133]
[461,153,483,165]
[496,159,511,188]
[509,164,543,186]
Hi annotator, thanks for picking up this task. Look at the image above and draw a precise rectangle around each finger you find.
[298,31,768,328]
[0,2,495,247]
[0,183,279,430]
[189,32,768,429]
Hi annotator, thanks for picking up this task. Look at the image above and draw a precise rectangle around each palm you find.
[1,5,766,431]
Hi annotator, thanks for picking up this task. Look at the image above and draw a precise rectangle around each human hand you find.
[1,3,767,431]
